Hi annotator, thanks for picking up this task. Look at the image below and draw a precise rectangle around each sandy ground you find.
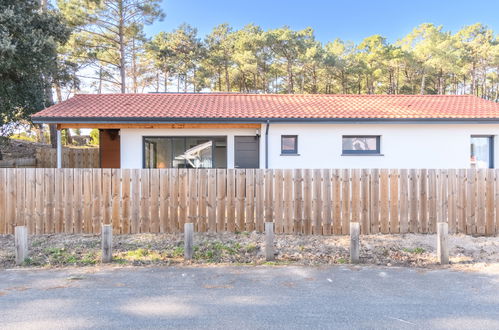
[0,233,497,272]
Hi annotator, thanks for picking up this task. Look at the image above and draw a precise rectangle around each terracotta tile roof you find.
[31,93,499,122]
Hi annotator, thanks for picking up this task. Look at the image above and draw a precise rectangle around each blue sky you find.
[145,0,499,43]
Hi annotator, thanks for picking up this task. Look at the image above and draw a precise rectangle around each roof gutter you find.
[31,117,499,125]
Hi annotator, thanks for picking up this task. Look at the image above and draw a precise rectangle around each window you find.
[471,136,494,168]
[144,136,227,168]
[342,136,381,155]
[281,135,298,154]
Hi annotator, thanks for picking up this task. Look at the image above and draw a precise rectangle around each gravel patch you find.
[0,233,497,271]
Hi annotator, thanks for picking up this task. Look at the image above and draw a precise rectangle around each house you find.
[31,93,499,169]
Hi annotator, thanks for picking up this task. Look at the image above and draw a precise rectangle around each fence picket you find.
[332,169,341,235]
[245,169,255,232]
[303,169,313,235]
[216,169,226,232]
[274,169,284,234]
[360,169,370,234]
[485,169,495,236]
[379,169,390,234]
[131,169,141,233]
[207,169,217,232]
[197,169,208,232]
[82,169,93,233]
[420,169,428,233]
[226,169,236,232]
[0,168,496,236]
[476,169,486,235]
[370,169,380,234]
[150,169,160,232]
[159,169,170,233]
[236,169,246,232]
[389,169,399,233]
[322,169,332,235]
[121,169,131,234]
[341,169,350,235]
[111,169,122,233]
[72,169,82,233]
[399,169,408,233]
[313,169,323,235]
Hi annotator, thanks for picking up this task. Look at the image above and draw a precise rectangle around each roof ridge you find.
[72,93,480,98]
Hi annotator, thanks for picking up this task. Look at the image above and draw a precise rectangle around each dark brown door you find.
[234,136,259,168]
[99,129,120,168]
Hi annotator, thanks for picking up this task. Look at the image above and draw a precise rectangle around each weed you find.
[126,248,149,258]
[113,258,127,265]
[337,258,347,264]
[244,243,257,253]
[403,247,425,254]
[172,247,184,257]
[81,252,97,265]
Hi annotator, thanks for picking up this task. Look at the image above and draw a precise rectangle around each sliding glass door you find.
[144,136,227,169]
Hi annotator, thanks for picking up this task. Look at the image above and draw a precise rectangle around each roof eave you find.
[31,116,499,125]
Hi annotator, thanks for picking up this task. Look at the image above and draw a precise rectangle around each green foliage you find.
[57,0,164,93]
[10,132,37,142]
[403,247,426,254]
[0,0,71,130]
[143,22,499,100]
[89,128,99,145]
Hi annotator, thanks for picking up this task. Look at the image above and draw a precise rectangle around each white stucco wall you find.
[264,123,499,169]
[120,123,499,169]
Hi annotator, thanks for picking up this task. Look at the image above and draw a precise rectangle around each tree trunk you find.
[118,1,126,93]
[131,38,137,93]
[224,61,230,92]
[164,71,168,92]
[65,129,72,145]
[286,61,294,94]
[420,70,426,95]
[98,67,103,94]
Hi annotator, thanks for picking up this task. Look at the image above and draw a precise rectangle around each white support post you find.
[265,222,275,261]
[15,226,28,265]
[56,129,62,169]
[184,223,194,260]
[437,222,449,265]
[350,222,360,264]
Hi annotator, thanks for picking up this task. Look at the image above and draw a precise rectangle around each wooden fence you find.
[36,147,99,168]
[0,168,497,236]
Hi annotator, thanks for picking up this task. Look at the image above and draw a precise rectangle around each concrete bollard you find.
[350,222,360,264]
[101,224,113,263]
[265,222,275,261]
[184,223,194,260]
[15,226,28,265]
[437,222,449,265]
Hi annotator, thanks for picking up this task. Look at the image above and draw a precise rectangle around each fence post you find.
[437,222,449,264]
[184,223,194,260]
[265,222,275,261]
[350,222,360,264]
[15,226,28,265]
[101,224,113,263]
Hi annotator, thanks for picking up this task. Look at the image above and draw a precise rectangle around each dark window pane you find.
[144,136,227,169]
[172,138,186,168]
[214,137,227,168]
[144,137,171,168]
[471,136,493,168]
[185,138,213,168]
[281,136,297,153]
[342,136,380,154]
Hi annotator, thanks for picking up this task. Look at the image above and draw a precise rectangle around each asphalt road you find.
[0,265,498,329]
